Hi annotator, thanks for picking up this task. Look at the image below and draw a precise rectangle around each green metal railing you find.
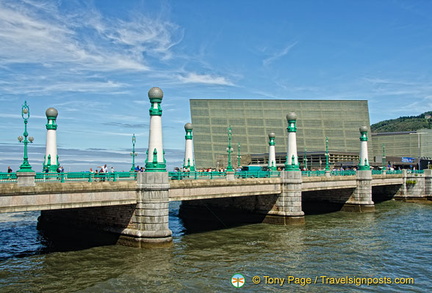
[0,172,17,183]
[302,170,326,177]
[33,171,138,183]
[236,170,281,179]
[408,170,424,174]
[331,170,357,176]
[169,171,227,180]
[372,170,407,175]
[1,169,424,184]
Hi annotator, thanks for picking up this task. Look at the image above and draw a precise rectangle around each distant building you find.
[248,151,360,170]
[190,99,372,169]
[371,129,432,169]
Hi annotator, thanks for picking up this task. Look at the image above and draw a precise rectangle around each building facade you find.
[190,99,372,169]
[371,129,432,169]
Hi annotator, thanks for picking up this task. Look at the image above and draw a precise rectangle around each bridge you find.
[2,88,431,247]
[1,169,424,213]
[0,169,429,247]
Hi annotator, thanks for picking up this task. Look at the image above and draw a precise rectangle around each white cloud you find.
[263,42,298,67]
[177,72,234,86]
[0,0,181,72]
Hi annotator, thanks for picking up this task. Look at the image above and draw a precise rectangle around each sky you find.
[1,0,432,172]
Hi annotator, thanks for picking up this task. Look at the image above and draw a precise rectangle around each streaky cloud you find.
[262,41,298,67]
[177,72,234,86]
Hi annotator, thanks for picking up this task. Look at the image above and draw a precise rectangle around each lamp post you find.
[237,142,241,169]
[268,133,277,171]
[303,148,308,171]
[17,101,34,172]
[325,137,330,171]
[226,126,234,172]
[145,87,166,172]
[183,123,195,171]
[358,126,370,170]
[285,112,299,171]
[130,134,137,172]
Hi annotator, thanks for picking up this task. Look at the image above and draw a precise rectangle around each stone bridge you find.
[0,170,430,247]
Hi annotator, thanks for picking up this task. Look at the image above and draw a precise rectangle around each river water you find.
[0,200,430,292]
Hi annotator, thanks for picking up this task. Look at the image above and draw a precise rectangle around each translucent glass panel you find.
[372,133,418,157]
[191,99,371,168]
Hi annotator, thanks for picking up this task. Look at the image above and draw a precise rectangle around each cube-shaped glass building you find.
[190,99,372,169]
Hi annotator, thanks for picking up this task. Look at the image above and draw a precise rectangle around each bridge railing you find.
[302,170,326,177]
[0,172,17,183]
[169,170,282,180]
[169,171,227,180]
[372,170,383,175]
[331,170,357,176]
[407,170,424,175]
[236,170,281,179]
[384,170,402,175]
[1,168,419,184]
[302,170,357,177]
[34,171,138,183]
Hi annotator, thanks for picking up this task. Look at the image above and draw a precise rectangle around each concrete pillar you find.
[400,169,427,199]
[264,171,305,224]
[424,169,432,196]
[226,172,235,181]
[285,112,299,170]
[120,87,173,246]
[268,133,276,170]
[145,87,166,172]
[183,123,195,171]
[342,126,374,212]
[119,172,172,247]
[16,171,35,187]
[342,170,375,212]
[43,108,59,173]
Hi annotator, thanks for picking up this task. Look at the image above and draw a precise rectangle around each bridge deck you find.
[0,181,137,213]
[0,174,406,213]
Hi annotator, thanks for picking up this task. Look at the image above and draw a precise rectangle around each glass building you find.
[371,129,432,169]
[190,99,372,169]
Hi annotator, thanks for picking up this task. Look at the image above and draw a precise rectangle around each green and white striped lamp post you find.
[268,133,277,170]
[43,107,59,173]
[183,123,195,171]
[325,137,330,172]
[17,101,34,172]
[145,87,167,172]
[358,126,370,170]
[285,112,299,171]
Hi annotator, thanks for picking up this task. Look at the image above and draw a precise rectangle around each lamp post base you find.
[16,171,36,187]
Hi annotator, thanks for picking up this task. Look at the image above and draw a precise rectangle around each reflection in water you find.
[0,201,430,292]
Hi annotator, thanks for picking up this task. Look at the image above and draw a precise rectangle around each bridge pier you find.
[395,169,431,201]
[342,126,375,212]
[342,170,375,212]
[119,172,172,247]
[424,169,432,197]
[264,171,305,224]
